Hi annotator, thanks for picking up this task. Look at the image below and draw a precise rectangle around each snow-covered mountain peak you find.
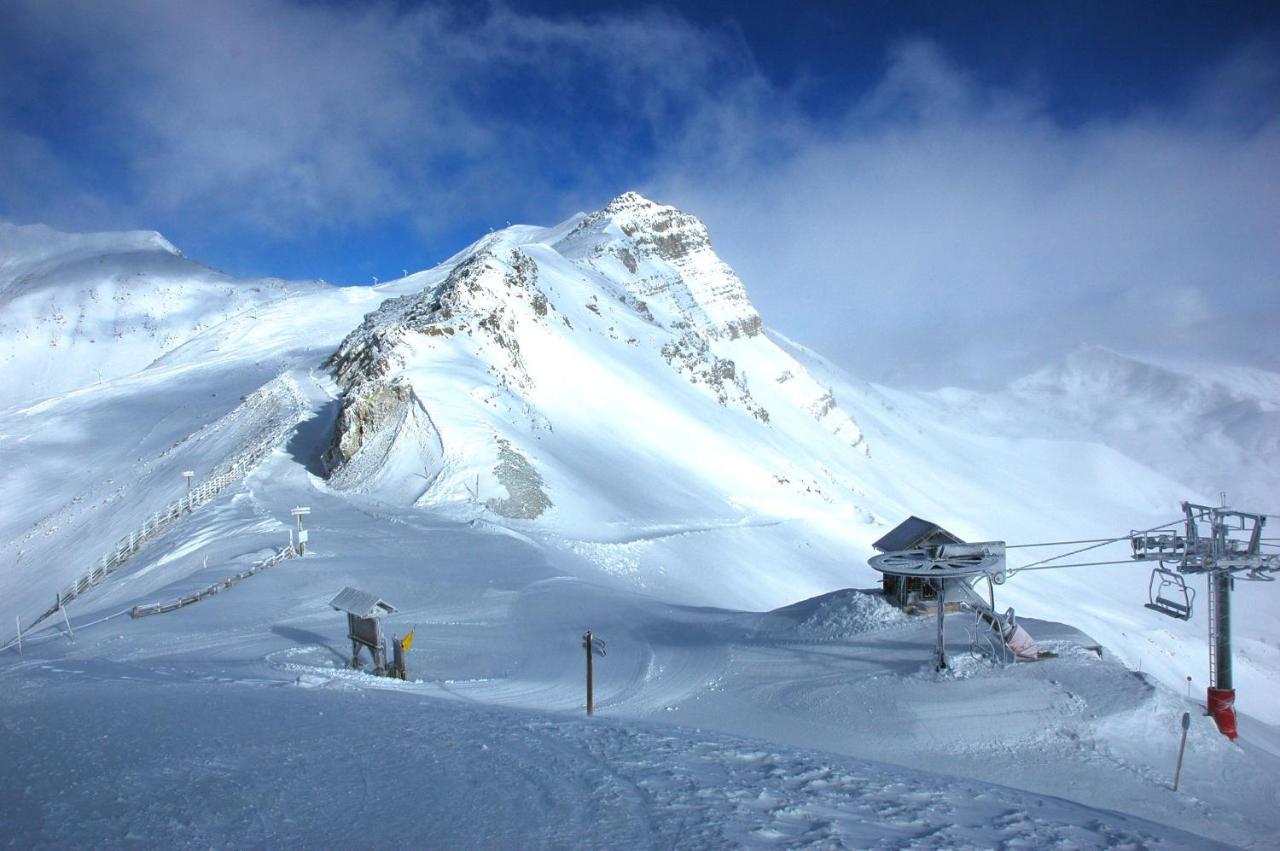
[322,194,870,524]
[602,189,660,213]
[0,220,180,255]
[0,222,318,410]
[559,191,710,263]
[1010,345,1187,405]
[551,192,762,342]
[0,222,183,296]
[1012,344,1268,417]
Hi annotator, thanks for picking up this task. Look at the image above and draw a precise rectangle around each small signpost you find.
[291,506,311,555]
[582,630,606,715]
[182,471,194,510]
[1174,711,1191,791]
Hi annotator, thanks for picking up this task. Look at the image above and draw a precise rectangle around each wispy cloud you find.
[654,40,1280,385]
[0,1,743,237]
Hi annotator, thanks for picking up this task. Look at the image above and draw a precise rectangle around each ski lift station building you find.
[873,516,963,609]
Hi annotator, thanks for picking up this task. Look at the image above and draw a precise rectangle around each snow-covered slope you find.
[322,193,874,606]
[2,202,1278,846]
[0,222,319,409]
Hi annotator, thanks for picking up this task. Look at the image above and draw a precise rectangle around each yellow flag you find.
[401,629,415,652]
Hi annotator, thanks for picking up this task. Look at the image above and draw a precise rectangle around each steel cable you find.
[1008,517,1185,575]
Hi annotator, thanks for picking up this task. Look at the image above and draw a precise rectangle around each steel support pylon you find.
[1207,569,1237,739]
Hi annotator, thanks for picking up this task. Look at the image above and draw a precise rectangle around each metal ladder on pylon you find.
[1206,571,1219,687]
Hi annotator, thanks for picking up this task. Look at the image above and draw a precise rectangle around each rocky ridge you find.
[322,192,868,511]
[553,191,764,341]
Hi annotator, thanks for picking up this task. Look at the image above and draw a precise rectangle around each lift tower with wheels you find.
[869,522,1015,671]
[1131,500,1279,739]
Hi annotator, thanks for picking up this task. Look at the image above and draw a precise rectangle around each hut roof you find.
[872,516,964,553]
[329,587,397,619]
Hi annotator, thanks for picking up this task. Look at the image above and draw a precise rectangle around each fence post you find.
[14,615,21,656]
[58,594,73,640]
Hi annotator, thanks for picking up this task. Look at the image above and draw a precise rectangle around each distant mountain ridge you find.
[930,345,1280,508]
[0,222,315,409]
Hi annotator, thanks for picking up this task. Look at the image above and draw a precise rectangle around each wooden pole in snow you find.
[935,579,948,671]
[584,630,594,715]
[1174,712,1190,791]
[582,630,606,715]
[14,615,21,656]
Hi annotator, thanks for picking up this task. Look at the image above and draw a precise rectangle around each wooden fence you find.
[130,543,298,618]
[15,389,303,641]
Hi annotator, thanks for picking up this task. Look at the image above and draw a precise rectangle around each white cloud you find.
[0,1,740,236]
[1,4,1275,385]
[652,40,1280,386]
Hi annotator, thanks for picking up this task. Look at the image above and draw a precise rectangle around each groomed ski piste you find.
[1,200,1278,848]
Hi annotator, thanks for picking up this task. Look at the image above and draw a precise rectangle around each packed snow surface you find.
[2,197,1278,847]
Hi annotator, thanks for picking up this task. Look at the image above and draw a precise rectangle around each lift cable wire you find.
[1006,538,1127,549]
[1011,559,1138,572]
[1009,517,1185,575]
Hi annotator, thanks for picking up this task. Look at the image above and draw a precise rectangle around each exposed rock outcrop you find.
[554,192,764,342]
[486,437,552,519]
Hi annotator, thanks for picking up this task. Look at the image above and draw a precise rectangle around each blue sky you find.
[1,1,1277,385]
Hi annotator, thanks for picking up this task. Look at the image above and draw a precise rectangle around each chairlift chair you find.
[1145,567,1194,620]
